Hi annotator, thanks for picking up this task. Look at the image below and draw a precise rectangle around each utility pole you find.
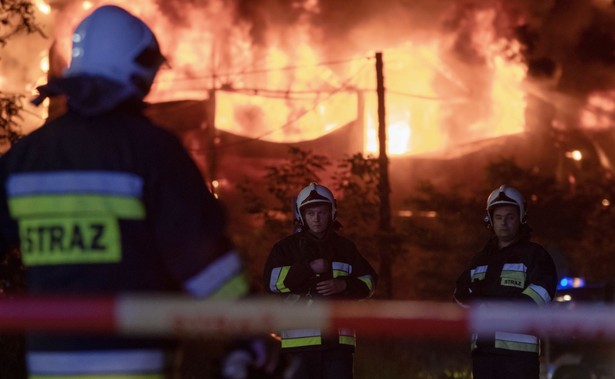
[205,87,218,196]
[376,51,393,298]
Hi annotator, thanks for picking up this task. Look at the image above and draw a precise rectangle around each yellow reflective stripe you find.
[495,331,539,353]
[281,336,322,348]
[523,284,551,304]
[523,287,546,304]
[359,275,374,292]
[9,195,145,219]
[333,270,348,278]
[339,335,356,346]
[209,273,250,299]
[275,267,291,293]
[30,374,165,379]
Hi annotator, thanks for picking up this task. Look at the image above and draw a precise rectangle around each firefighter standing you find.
[0,6,249,378]
[454,185,558,379]
[263,182,377,379]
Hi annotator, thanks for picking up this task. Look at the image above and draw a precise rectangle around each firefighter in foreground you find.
[0,5,251,378]
[454,185,558,379]
[263,182,377,379]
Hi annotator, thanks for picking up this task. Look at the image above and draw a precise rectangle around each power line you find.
[155,55,374,84]
[186,63,370,153]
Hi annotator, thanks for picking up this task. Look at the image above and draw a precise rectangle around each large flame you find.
[10,1,550,156]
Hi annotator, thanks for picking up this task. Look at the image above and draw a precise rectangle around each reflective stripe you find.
[282,336,322,348]
[27,350,166,375]
[471,266,487,280]
[523,283,551,304]
[495,331,539,353]
[339,335,356,346]
[282,328,321,339]
[281,328,357,348]
[281,328,322,348]
[339,328,356,346]
[10,195,145,219]
[208,272,250,299]
[502,263,527,273]
[358,275,375,294]
[332,262,351,277]
[30,374,165,379]
[184,251,244,298]
[7,172,143,197]
[269,266,291,293]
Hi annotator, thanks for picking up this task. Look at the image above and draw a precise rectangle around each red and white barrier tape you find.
[0,295,613,338]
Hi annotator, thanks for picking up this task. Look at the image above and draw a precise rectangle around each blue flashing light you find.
[558,277,585,290]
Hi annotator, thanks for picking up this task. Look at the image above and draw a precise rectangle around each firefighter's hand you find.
[316,278,347,296]
[309,258,330,274]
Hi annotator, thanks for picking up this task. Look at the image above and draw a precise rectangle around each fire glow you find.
[30,0,532,156]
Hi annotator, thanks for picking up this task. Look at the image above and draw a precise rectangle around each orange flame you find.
[42,0,528,156]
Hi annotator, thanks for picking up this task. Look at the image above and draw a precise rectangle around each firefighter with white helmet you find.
[263,182,377,379]
[454,185,558,379]
[0,5,250,378]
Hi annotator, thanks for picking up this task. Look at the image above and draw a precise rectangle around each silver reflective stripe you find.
[281,328,321,339]
[332,262,351,274]
[471,266,487,280]
[502,263,527,273]
[27,349,166,374]
[184,251,242,297]
[7,171,143,197]
[495,331,538,344]
[270,267,283,292]
[524,283,552,303]
[269,266,290,293]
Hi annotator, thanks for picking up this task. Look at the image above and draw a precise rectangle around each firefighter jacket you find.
[454,235,558,356]
[263,228,377,353]
[0,105,249,378]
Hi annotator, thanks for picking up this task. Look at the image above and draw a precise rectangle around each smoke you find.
[4,0,615,138]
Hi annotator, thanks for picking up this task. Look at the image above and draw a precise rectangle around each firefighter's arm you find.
[519,248,558,305]
[149,134,248,299]
[453,268,475,307]
[263,243,315,295]
[329,249,377,299]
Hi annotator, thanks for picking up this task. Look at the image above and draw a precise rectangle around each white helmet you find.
[484,185,527,225]
[65,5,165,100]
[295,183,337,225]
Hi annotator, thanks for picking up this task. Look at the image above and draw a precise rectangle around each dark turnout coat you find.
[454,236,558,355]
[263,229,377,352]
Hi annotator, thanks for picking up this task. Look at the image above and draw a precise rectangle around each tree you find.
[0,0,42,46]
[1,0,44,148]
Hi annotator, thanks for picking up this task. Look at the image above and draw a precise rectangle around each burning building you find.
[3,0,615,225]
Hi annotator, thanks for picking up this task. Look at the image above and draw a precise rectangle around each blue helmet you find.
[65,5,165,100]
